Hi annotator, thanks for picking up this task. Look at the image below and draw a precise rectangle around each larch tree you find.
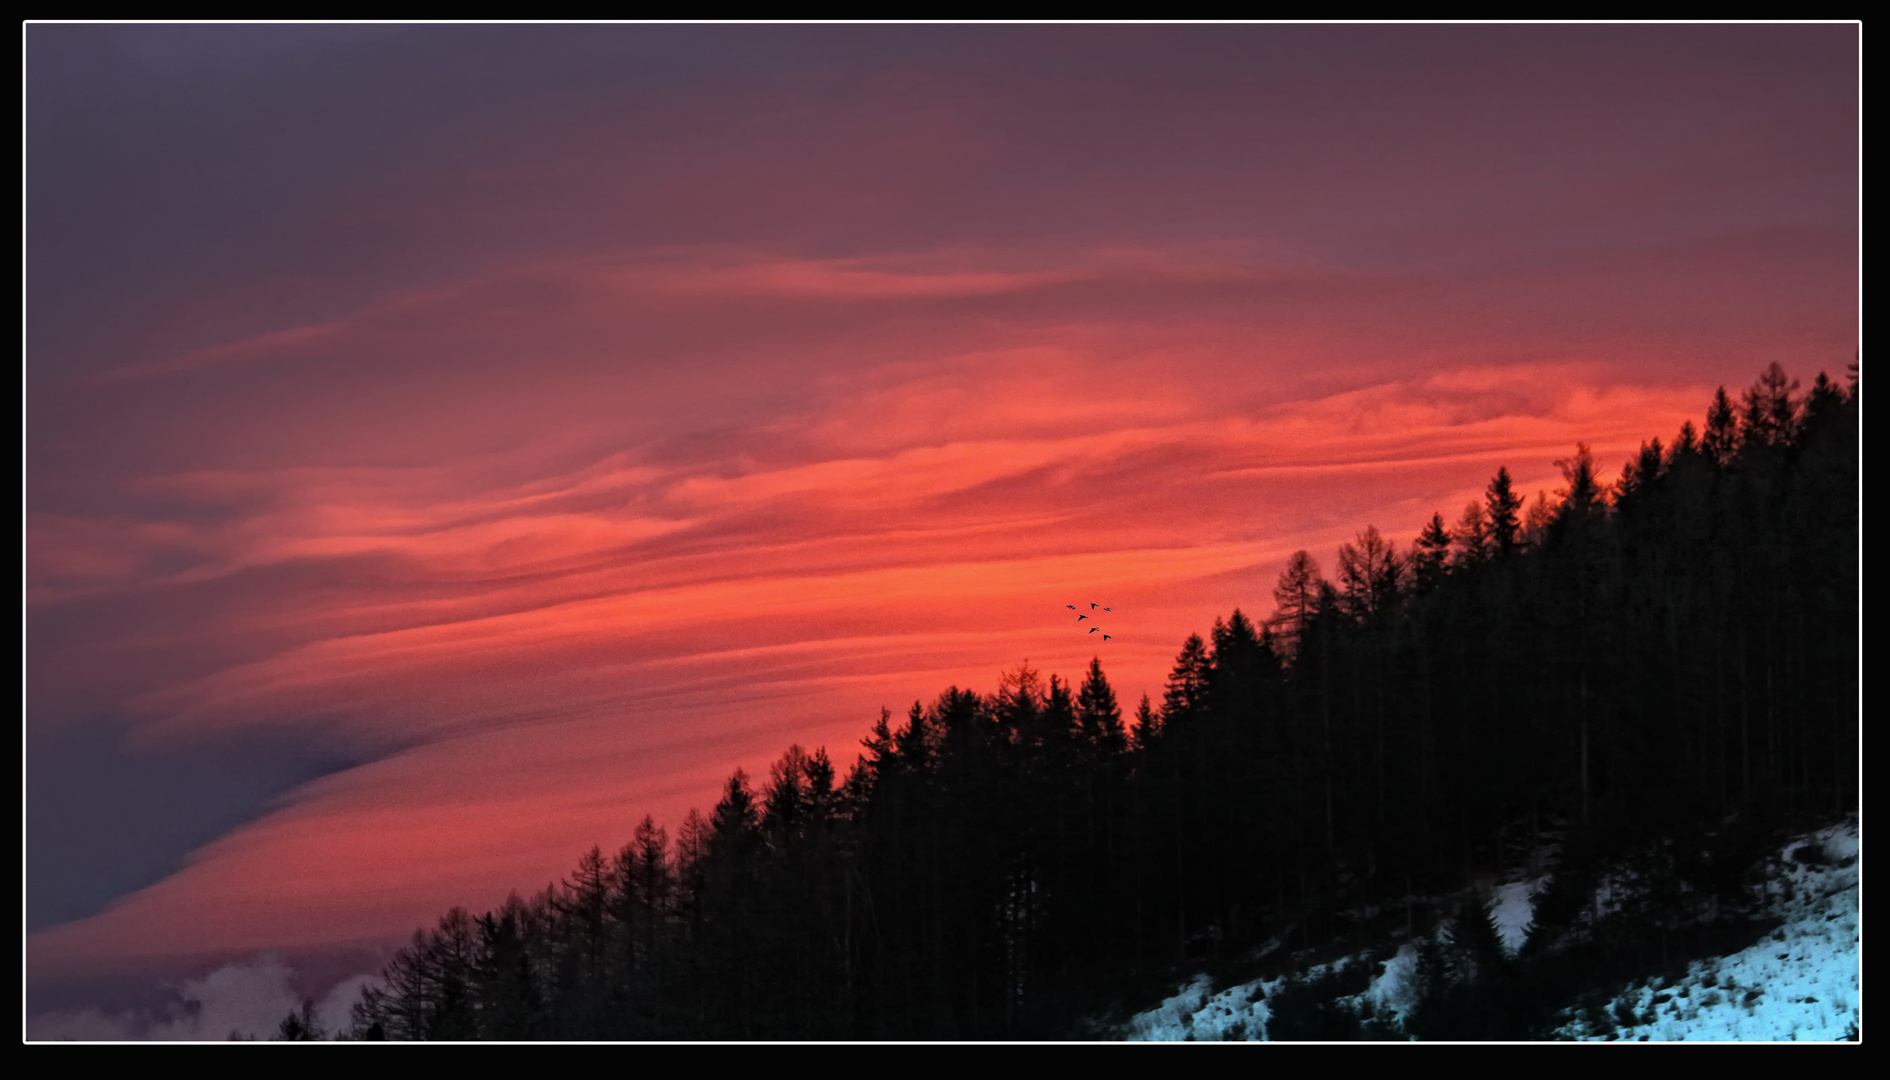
[1452,501,1489,567]
[1336,525,1404,619]
[1269,550,1324,658]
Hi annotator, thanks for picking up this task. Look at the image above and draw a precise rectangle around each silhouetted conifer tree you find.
[1159,635,1212,729]
[1076,657,1126,757]
[1413,511,1453,590]
[1270,550,1324,657]
[1703,387,1739,465]
[1484,467,1524,556]
[273,998,325,1041]
[1336,525,1403,619]
[1452,501,1489,566]
[1130,694,1159,754]
[1612,438,1664,511]
[1739,362,1800,452]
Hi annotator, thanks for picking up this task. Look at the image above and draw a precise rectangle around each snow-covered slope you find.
[1552,818,1859,1042]
[1122,816,1858,1041]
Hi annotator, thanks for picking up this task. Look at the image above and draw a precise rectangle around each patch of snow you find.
[1124,950,1413,1041]
[1115,815,1857,1042]
[1554,817,1859,1042]
[1126,972,1280,1042]
[1486,878,1543,956]
[1359,942,1422,1025]
[1122,974,1214,1041]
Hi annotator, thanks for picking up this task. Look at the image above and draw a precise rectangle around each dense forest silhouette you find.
[320,362,1857,1041]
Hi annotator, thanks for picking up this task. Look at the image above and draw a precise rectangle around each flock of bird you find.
[1066,602,1114,641]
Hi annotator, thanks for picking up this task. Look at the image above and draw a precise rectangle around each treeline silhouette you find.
[337,362,1856,1040]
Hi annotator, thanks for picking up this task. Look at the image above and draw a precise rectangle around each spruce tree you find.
[1159,634,1212,729]
[1612,439,1664,510]
[1703,387,1739,465]
[763,745,810,843]
[1554,444,1603,518]
[711,770,761,851]
[1075,657,1126,757]
[1453,501,1489,566]
[273,998,325,1041]
[1412,511,1452,589]
[1739,361,1800,451]
[1484,467,1524,556]
[1130,694,1160,753]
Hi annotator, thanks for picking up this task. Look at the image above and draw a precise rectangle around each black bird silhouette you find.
[1103,606,1112,612]
[1103,634,1111,641]
[1088,627,1099,634]
[1077,614,1088,622]
[1065,604,1076,610]
[1090,603,1099,610]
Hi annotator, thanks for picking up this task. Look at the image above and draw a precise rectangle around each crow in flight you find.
[1103,634,1111,641]
[1066,604,1076,610]
[1088,627,1099,634]
[1077,614,1089,622]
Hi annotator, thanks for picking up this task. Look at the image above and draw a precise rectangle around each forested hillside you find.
[317,361,1856,1041]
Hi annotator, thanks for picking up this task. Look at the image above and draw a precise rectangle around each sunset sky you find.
[25,23,1857,1027]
